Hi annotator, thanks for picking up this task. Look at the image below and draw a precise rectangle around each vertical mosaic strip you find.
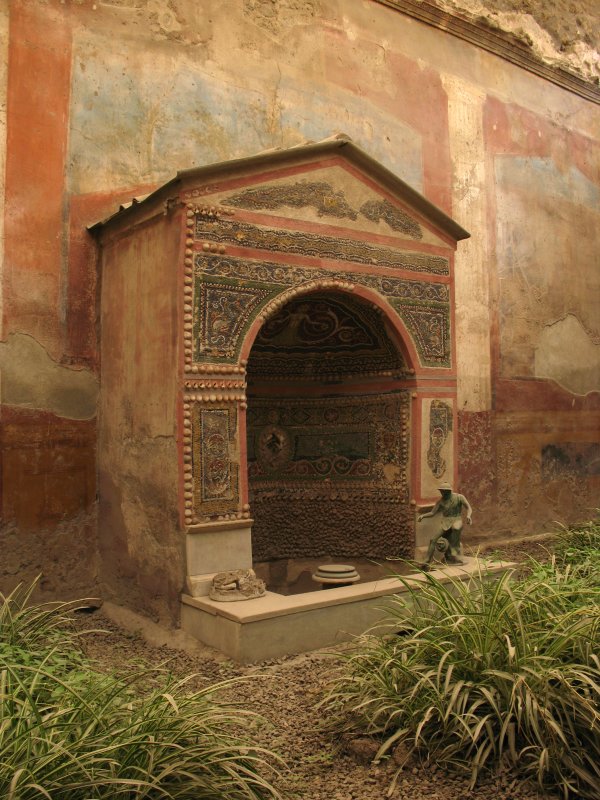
[427,399,453,478]
[190,402,240,520]
[200,409,231,502]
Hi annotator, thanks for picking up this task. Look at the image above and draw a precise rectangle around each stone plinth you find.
[181,557,512,662]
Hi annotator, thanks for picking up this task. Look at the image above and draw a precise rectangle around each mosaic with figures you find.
[247,393,413,560]
[224,181,424,240]
[192,254,451,368]
[226,180,359,221]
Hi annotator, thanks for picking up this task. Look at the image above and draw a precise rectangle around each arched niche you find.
[244,286,414,571]
[92,135,469,612]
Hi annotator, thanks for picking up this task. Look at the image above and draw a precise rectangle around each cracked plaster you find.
[0,333,98,420]
[535,313,600,395]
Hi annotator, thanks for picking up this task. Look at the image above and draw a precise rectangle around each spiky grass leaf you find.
[324,538,600,800]
[0,582,282,800]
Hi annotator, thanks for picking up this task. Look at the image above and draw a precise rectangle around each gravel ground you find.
[72,540,560,800]
[465,534,557,565]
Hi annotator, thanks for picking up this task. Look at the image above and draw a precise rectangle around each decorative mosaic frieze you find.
[360,199,423,239]
[193,254,451,368]
[193,277,279,361]
[226,181,358,220]
[390,301,451,367]
[247,393,409,491]
[427,399,453,478]
[194,217,449,275]
[196,254,448,302]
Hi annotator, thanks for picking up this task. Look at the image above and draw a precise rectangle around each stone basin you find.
[181,556,513,662]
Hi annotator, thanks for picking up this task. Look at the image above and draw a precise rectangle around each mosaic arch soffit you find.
[247,292,407,381]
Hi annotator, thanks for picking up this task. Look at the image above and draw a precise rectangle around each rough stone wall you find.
[0,0,598,612]
[1,406,97,598]
[436,0,600,83]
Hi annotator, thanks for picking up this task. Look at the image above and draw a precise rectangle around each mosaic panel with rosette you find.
[247,393,413,560]
[247,394,408,491]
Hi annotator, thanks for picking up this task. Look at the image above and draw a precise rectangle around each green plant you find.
[0,581,86,653]
[323,562,600,799]
[552,516,600,582]
[481,549,503,563]
[0,582,282,799]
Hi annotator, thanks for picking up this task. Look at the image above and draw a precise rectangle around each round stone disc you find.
[312,564,360,584]
[316,564,356,575]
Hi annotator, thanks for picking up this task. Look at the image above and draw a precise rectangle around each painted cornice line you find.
[374,0,600,105]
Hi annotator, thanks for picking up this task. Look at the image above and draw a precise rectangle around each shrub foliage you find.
[325,522,600,799]
[0,582,281,799]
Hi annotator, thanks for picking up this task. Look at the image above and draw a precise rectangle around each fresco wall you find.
[1,0,598,609]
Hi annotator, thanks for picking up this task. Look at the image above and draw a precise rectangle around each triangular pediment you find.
[189,162,452,248]
[177,137,468,248]
[90,136,468,248]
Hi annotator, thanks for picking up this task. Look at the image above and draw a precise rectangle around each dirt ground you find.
[74,538,557,800]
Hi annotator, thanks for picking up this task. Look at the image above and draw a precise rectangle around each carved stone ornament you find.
[209,569,266,602]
